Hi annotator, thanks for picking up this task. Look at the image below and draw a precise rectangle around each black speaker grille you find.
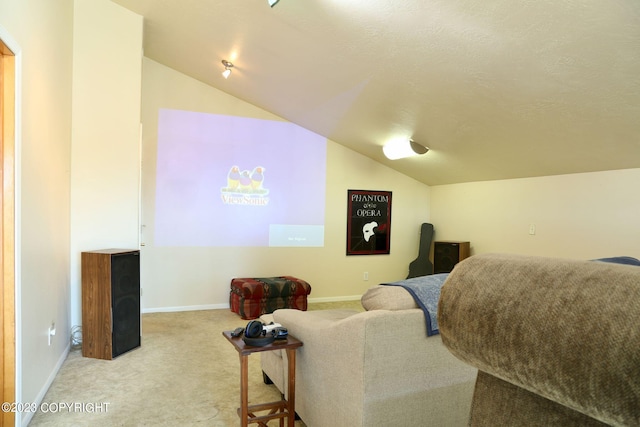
[111,252,140,357]
[111,252,140,299]
[434,242,461,274]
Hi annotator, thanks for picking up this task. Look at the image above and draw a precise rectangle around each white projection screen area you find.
[154,109,327,247]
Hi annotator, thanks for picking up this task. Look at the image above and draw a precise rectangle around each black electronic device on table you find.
[274,327,288,339]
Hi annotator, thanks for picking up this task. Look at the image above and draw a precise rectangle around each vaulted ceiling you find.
[112,0,640,185]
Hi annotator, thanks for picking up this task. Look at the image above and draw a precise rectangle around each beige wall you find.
[69,0,142,327]
[0,0,73,425]
[0,0,142,424]
[140,58,431,311]
[430,168,640,260]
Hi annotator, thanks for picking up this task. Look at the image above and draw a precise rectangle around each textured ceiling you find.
[112,0,640,185]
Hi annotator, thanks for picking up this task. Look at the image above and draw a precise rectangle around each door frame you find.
[0,37,16,427]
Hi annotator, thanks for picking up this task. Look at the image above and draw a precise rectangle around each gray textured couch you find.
[438,253,640,427]
[260,283,477,427]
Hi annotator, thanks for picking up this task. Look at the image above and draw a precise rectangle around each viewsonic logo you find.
[221,165,270,206]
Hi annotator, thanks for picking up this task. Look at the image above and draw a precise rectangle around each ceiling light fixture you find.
[383,139,429,160]
[221,60,234,79]
[268,0,280,7]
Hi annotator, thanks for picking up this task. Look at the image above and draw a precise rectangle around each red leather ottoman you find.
[230,276,312,320]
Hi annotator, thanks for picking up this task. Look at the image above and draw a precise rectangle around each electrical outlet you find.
[363,272,369,281]
[48,322,56,346]
[529,224,536,235]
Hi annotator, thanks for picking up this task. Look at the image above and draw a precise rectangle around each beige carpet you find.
[28,300,363,427]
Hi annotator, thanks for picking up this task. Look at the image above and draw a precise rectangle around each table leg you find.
[286,348,296,427]
[240,353,249,427]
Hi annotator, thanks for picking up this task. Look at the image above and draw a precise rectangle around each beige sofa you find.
[260,283,477,427]
[438,253,640,427]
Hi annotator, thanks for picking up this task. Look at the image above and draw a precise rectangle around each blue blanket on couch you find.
[381,273,449,336]
[593,256,640,266]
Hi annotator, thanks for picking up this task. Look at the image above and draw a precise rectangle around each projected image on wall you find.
[154,109,327,247]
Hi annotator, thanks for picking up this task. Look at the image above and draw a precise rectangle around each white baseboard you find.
[142,303,227,313]
[308,295,362,303]
[22,343,70,427]
[142,295,362,314]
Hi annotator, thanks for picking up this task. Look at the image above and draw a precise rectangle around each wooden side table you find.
[223,331,303,427]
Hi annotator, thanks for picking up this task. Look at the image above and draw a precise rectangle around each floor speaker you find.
[434,241,470,274]
[82,249,141,360]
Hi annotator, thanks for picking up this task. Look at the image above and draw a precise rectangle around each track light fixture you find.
[383,139,429,160]
[221,60,234,79]
[268,0,280,6]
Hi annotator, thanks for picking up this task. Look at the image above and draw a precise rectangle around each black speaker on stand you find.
[434,241,470,273]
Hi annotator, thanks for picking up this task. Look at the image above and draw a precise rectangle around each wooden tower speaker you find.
[434,241,470,274]
[82,249,141,360]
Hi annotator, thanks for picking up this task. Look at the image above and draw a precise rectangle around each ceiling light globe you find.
[383,139,428,160]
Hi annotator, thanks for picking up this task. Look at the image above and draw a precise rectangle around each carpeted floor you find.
[27,300,363,427]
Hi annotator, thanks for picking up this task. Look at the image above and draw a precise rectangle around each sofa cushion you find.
[439,253,640,427]
[361,285,418,311]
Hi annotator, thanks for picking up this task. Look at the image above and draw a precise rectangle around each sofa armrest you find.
[438,253,640,426]
[273,307,476,427]
[272,308,370,425]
